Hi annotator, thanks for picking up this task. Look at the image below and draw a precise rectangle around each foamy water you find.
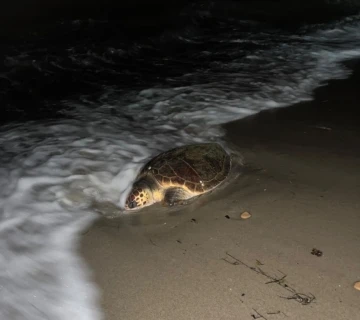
[1,10,360,320]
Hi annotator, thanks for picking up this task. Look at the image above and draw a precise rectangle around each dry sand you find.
[81,62,360,319]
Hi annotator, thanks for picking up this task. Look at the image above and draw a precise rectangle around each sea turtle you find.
[124,143,231,210]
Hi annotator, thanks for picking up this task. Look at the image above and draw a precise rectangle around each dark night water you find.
[1,1,360,319]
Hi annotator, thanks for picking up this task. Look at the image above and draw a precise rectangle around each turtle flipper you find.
[162,187,192,207]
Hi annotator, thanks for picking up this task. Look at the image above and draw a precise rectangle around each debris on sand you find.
[240,211,252,219]
[354,281,360,291]
[311,248,323,257]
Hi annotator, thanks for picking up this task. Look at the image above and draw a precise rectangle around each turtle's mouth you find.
[126,199,138,209]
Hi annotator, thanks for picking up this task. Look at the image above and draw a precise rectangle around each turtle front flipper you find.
[162,187,193,207]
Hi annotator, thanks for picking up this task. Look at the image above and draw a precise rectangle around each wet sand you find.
[81,61,360,319]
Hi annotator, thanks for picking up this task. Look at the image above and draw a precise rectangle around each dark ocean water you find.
[1,1,360,319]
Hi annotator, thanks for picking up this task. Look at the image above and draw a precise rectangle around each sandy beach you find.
[81,62,360,320]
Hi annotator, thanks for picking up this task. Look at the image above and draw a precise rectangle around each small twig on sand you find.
[251,309,268,320]
[223,252,316,306]
[266,311,280,315]
[281,293,315,306]
[267,311,289,317]
[149,238,159,247]
[264,270,287,286]
[256,259,264,266]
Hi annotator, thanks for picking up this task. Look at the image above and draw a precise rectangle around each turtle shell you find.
[139,143,231,195]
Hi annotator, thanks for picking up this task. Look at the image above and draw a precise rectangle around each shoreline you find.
[224,60,360,154]
[80,62,360,319]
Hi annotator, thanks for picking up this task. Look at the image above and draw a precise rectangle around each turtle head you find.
[125,181,154,210]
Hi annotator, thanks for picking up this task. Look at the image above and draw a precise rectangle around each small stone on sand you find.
[354,281,360,291]
[240,211,251,219]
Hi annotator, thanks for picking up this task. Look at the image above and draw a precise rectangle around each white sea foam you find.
[1,14,360,320]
